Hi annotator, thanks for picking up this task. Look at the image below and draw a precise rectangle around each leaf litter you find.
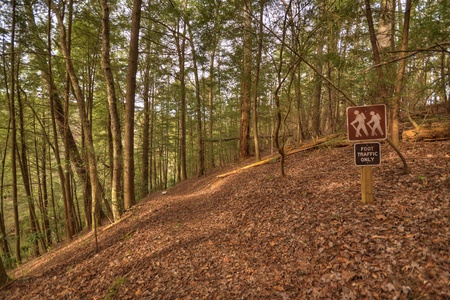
[1,140,449,299]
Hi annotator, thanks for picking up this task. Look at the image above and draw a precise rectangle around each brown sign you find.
[347,104,387,141]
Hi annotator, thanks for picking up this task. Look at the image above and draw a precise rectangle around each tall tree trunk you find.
[37,135,52,246]
[17,87,42,257]
[23,0,83,236]
[149,83,155,192]
[48,152,61,243]
[62,0,81,233]
[442,53,450,114]
[141,43,152,197]
[312,43,323,138]
[9,0,21,264]
[47,50,74,238]
[0,125,11,257]
[295,68,305,141]
[51,2,104,228]
[274,0,291,177]
[100,0,123,220]
[252,0,264,162]
[240,0,252,160]
[392,0,412,146]
[364,0,389,102]
[124,0,143,209]
[186,15,205,177]
[208,45,216,168]
[176,16,188,181]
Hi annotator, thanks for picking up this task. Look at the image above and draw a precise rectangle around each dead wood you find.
[217,134,345,178]
[402,122,450,141]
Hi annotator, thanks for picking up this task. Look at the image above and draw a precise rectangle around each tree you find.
[141,40,152,197]
[124,0,143,209]
[252,0,265,162]
[100,0,123,221]
[24,0,85,236]
[391,0,412,147]
[273,0,291,177]
[174,3,188,181]
[186,9,205,177]
[17,81,43,257]
[51,0,104,227]
[240,0,252,160]
[9,0,21,264]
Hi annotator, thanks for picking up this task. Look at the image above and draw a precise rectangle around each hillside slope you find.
[1,141,449,299]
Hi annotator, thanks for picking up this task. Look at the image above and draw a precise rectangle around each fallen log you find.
[217,134,347,178]
[402,122,450,141]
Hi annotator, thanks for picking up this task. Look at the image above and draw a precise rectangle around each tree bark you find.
[186,13,205,177]
[240,0,252,160]
[51,2,104,227]
[392,0,412,147]
[252,0,264,162]
[175,15,188,181]
[17,87,42,257]
[123,0,143,209]
[24,0,85,234]
[364,0,389,102]
[141,43,151,197]
[0,127,12,257]
[312,43,323,138]
[100,0,123,221]
[9,0,21,264]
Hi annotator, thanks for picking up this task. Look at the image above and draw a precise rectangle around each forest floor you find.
[1,139,449,299]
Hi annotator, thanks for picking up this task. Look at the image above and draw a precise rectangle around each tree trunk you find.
[62,0,82,233]
[38,139,52,246]
[312,43,323,138]
[141,43,151,197]
[274,0,291,177]
[364,0,389,102]
[392,0,412,147]
[9,0,21,264]
[441,53,449,114]
[208,45,216,169]
[0,129,11,257]
[176,16,188,181]
[252,0,264,162]
[123,0,143,209]
[51,2,104,227]
[240,0,252,160]
[17,87,42,257]
[100,0,123,220]
[402,122,450,141]
[186,14,205,177]
[23,0,85,235]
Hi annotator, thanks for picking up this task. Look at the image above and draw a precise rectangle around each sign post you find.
[347,105,387,204]
[361,167,373,204]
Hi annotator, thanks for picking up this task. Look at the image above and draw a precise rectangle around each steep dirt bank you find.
[1,140,449,299]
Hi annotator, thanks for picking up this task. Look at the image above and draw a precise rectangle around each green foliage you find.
[1,254,17,270]
[104,276,127,300]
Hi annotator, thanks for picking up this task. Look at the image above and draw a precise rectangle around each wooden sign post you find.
[347,105,387,204]
[361,166,373,204]
[354,142,380,204]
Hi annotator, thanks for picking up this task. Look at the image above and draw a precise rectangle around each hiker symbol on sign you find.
[347,104,387,141]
